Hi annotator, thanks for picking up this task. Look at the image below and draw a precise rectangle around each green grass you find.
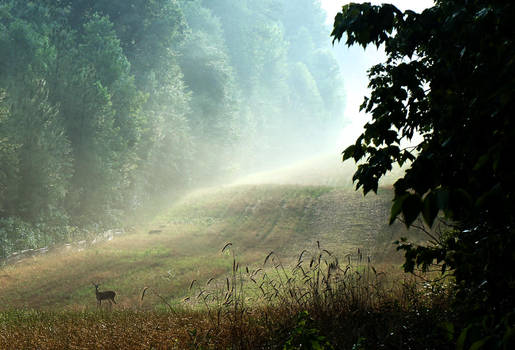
[0,157,451,349]
[0,184,408,311]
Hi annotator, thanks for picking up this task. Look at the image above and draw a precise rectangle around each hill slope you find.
[0,182,408,310]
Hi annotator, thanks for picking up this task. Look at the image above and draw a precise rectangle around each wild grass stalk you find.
[180,242,453,349]
[0,244,452,349]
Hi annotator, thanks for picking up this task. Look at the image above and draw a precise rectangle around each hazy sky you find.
[319,0,434,148]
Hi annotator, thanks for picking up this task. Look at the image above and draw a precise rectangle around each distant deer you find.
[92,282,116,308]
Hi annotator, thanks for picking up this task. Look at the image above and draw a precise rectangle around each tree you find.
[178,0,240,182]
[0,6,73,223]
[203,0,344,168]
[47,14,140,224]
[332,0,514,346]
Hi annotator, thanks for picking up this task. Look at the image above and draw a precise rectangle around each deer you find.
[92,282,117,308]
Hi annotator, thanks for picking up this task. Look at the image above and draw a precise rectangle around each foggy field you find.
[0,158,406,311]
[3,0,508,347]
[0,160,428,349]
[0,170,442,349]
[0,149,440,349]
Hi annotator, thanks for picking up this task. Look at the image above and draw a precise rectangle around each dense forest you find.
[0,0,344,257]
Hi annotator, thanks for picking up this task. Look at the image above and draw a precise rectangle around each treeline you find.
[0,0,343,256]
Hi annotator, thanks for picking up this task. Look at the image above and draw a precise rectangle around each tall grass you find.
[179,242,454,349]
[1,243,453,349]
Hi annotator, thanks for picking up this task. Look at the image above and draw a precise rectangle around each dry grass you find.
[0,244,453,349]
[0,182,445,348]
[0,309,216,349]
[177,242,453,349]
[0,184,409,311]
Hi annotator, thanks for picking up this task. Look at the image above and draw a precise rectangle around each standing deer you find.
[92,282,117,308]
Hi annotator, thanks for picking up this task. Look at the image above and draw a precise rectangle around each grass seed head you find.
[221,242,232,253]
[141,286,149,301]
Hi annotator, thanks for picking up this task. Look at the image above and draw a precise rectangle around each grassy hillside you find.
[0,157,452,349]
[0,182,407,311]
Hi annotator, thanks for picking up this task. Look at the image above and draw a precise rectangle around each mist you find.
[0,0,346,238]
[0,0,437,259]
[0,0,412,316]
[2,1,510,348]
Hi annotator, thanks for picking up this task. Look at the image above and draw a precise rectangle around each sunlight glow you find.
[320,0,434,149]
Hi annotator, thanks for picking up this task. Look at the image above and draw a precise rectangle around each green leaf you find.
[311,340,322,350]
[342,144,356,161]
[422,191,438,227]
[502,325,514,347]
[456,326,470,350]
[473,154,489,171]
[440,321,454,341]
[469,337,490,350]
[435,188,450,213]
[401,193,422,227]
[390,192,409,224]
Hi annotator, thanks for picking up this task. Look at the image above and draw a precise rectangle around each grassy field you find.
[0,183,406,311]
[0,157,452,349]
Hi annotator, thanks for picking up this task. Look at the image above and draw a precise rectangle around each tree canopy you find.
[332,0,514,347]
[0,0,344,258]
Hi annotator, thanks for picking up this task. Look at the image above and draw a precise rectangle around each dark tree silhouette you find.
[332,1,514,347]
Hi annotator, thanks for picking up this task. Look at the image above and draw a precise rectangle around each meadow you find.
[0,158,453,349]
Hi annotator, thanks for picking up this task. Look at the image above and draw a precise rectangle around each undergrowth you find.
[1,243,454,349]
[176,242,453,349]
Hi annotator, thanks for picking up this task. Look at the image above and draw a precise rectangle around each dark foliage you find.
[332,0,515,347]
